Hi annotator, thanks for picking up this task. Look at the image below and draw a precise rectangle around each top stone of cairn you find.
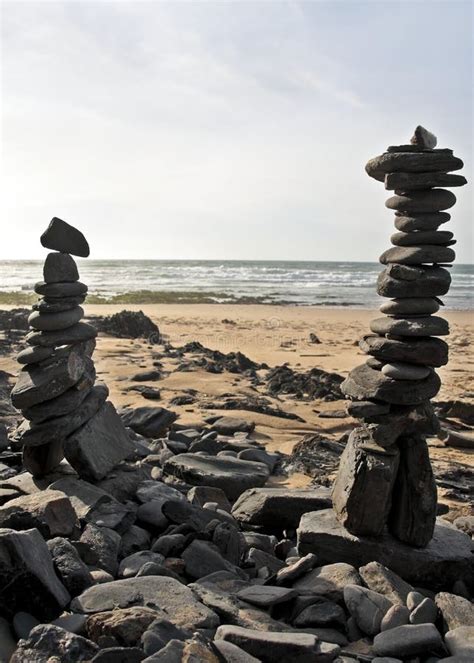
[40,217,90,257]
[410,125,437,150]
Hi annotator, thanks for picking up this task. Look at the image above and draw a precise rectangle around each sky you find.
[0,0,472,261]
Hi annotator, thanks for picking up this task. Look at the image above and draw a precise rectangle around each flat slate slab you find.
[297,509,474,590]
[63,401,134,481]
[71,576,219,629]
[231,487,332,528]
[164,454,270,501]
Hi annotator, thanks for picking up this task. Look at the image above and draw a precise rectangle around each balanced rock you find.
[377,265,451,298]
[385,171,466,190]
[370,315,449,337]
[391,230,454,246]
[379,298,440,316]
[28,306,84,331]
[381,363,430,381]
[385,189,456,213]
[360,334,448,367]
[26,321,97,347]
[379,245,455,265]
[366,151,463,182]
[40,217,90,257]
[411,125,437,149]
[43,252,80,283]
[394,211,450,232]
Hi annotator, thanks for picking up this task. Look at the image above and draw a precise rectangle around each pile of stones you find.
[11,217,134,480]
[332,127,467,547]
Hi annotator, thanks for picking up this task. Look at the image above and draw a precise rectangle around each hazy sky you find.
[1,0,472,261]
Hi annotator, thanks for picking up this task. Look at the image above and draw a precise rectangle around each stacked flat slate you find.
[11,217,134,480]
[332,127,467,548]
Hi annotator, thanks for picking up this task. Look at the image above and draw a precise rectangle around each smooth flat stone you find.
[385,172,466,190]
[63,401,135,482]
[411,125,437,149]
[17,345,54,365]
[386,189,456,214]
[381,363,431,381]
[445,626,474,657]
[297,509,473,589]
[360,335,448,367]
[346,400,390,418]
[41,217,90,257]
[28,307,84,331]
[11,347,86,410]
[380,298,440,316]
[164,454,270,501]
[231,487,332,528]
[370,316,449,337]
[341,363,441,405]
[366,152,463,182]
[377,265,451,298]
[386,263,424,281]
[391,230,454,246]
[34,281,88,298]
[43,252,79,283]
[33,296,86,313]
[373,624,443,657]
[394,212,450,232]
[19,383,109,447]
[380,245,456,265]
[236,585,296,607]
[26,322,97,347]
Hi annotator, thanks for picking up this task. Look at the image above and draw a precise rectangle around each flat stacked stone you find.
[333,127,467,547]
[11,217,134,479]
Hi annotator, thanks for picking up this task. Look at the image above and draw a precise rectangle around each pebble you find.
[17,345,54,365]
[343,584,392,636]
[391,230,454,246]
[445,626,474,656]
[394,211,450,232]
[407,590,427,611]
[373,623,443,657]
[236,585,296,607]
[409,597,437,624]
[365,151,463,183]
[385,189,456,213]
[28,306,84,331]
[40,217,90,257]
[381,604,410,631]
[26,321,97,347]
[370,315,449,337]
[381,362,431,381]
[43,251,80,282]
[34,280,88,298]
[33,295,86,313]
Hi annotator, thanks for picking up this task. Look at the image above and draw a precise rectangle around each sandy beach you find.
[2,303,471,514]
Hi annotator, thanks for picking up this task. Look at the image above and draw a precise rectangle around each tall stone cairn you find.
[332,126,467,548]
[11,218,134,480]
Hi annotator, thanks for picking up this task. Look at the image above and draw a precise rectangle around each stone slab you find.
[297,509,473,589]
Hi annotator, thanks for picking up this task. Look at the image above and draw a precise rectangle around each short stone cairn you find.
[11,217,134,479]
[332,126,467,547]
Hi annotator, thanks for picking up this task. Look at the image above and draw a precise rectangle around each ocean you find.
[0,260,472,309]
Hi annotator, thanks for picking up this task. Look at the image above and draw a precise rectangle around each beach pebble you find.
[381,362,431,381]
[379,245,456,266]
[445,626,474,657]
[28,306,84,331]
[379,297,440,316]
[34,280,88,298]
[377,264,451,298]
[373,623,443,657]
[40,217,90,257]
[391,230,454,247]
[13,612,40,640]
[411,125,437,149]
[236,585,296,608]
[26,321,97,347]
[406,590,426,611]
[409,597,437,624]
[381,604,410,631]
[370,315,449,337]
[394,211,450,232]
[385,189,456,213]
[16,344,54,365]
[343,584,392,636]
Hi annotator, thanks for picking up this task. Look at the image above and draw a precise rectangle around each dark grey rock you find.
[164,454,269,501]
[213,521,246,565]
[152,533,187,557]
[64,401,135,481]
[346,400,390,418]
[0,489,77,538]
[120,525,152,558]
[13,612,40,639]
[0,617,16,662]
[332,428,399,536]
[21,441,63,477]
[381,362,431,381]
[11,346,86,409]
[79,523,121,575]
[366,152,463,182]
[297,509,473,589]
[213,640,261,663]
[34,280,88,298]
[182,539,242,579]
[19,383,108,448]
[231,486,331,528]
[292,562,362,602]
[391,230,454,246]
[385,189,456,213]
[211,417,255,435]
[379,297,440,316]
[341,363,441,404]
[71,576,219,629]
[17,345,54,365]
[40,217,90,257]
[215,625,339,662]
[377,265,451,298]
[119,551,165,578]
[410,125,437,149]
[0,527,70,620]
[47,536,93,596]
[344,584,392,636]
[43,251,80,283]
[360,334,448,367]
[188,485,232,512]
[246,547,285,575]
[380,245,456,265]
[236,585,296,608]
[141,617,191,656]
[373,623,443,657]
[28,306,84,331]
[276,553,317,585]
[409,596,437,624]
[26,321,97,347]
[120,406,177,438]
[380,604,410,631]
[386,263,425,281]
[385,171,466,190]
[136,481,186,504]
[162,499,230,531]
[394,212,450,232]
[388,435,437,547]
[10,624,98,662]
[34,295,86,313]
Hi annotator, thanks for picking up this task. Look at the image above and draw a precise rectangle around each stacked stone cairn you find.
[332,127,467,548]
[11,217,134,480]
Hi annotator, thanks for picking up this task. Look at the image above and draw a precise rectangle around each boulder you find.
[26,322,97,347]
[85,606,160,648]
[0,527,70,620]
[231,486,332,528]
[297,509,473,589]
[120,406,177,438]
[394,211,450,232]
[0,489,78,538]
[164,454,270,501]
[10,624,98,663]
